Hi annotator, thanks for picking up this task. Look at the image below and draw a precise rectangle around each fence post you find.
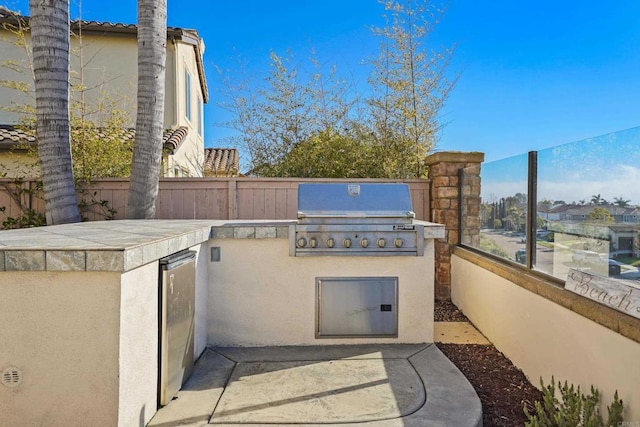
[425,151,485,300]
[228,179,237,220]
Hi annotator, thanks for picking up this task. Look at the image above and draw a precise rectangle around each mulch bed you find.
[434,299,544,427]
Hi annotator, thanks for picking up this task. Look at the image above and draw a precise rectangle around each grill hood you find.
[297,183,415,220]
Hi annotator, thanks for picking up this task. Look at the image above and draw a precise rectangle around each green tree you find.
[367,0,455,178]
[28,0,81,225]
[128,0,167,219]
[277,130,385,178]
[217,0,454,178]
[507,205,525,232]
[218,51,313,176]
[539,199,554,210]
[587,206,615,224]
[613,196,631,207]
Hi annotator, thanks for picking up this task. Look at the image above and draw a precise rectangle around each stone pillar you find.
[425,151,485,300]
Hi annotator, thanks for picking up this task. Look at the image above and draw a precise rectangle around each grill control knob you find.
[343,238,352,248]
[394,238,404,248]
[309,237,318,248]
[360,238,369,248]
[326,238,335,248]
[377,238,386,248]
[297,237,307,248]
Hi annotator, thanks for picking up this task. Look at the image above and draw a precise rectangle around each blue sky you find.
[4,0,640,164]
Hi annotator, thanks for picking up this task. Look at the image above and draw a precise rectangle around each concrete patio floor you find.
[148,344,482,427]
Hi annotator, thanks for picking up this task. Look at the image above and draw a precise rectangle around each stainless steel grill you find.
[290,183,425,256]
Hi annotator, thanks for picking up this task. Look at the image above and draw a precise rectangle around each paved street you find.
[481,231,640,282]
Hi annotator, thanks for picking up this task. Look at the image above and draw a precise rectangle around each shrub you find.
[524,377,624,427]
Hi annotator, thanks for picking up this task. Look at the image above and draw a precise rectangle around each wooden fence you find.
[0,178,431,223]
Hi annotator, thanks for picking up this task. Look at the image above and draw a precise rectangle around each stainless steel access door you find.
[316,277,398,338]
[159,250,196,406]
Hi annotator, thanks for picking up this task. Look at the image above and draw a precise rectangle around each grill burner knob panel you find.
[360,238,369,248]
[377,238,386,248]
[326,238,335,248]
[343,238,352,248]
[394,238,404,248]
[297,237,307,248]
[309,238,318,248]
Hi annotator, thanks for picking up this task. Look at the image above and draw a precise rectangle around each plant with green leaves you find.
[524,377,624,427]
[217,0,454,178]
[587,207,615,224]
[0,177,45,229]
[367,0,455,178]
[0,10,137,226]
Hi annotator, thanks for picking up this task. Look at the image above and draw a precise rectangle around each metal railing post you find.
[526,151,538,269]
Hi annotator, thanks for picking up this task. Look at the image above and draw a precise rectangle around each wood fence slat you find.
[183,189,196,219]
[0,178,431,224]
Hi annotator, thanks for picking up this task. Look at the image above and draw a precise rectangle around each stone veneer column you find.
[425,151,485,300]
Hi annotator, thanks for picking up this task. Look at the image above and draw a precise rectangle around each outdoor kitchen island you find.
[208,183,445,346]
[0,212,481,426]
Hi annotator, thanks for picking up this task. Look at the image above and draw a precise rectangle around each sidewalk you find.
[434,321,491,345]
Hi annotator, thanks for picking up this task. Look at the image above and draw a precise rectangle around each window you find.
[185,70,191,121]
[198,96,203,137]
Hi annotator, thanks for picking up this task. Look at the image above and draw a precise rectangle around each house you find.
[203,148,240,177]
[0,125,194,178]
[0,7,208,177]
[544,203,640,224]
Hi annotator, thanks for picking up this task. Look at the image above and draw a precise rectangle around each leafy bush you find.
[524,377,624,427]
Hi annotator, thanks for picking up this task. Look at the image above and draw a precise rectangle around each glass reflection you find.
[537,127,640,281]
[470,154,528,264]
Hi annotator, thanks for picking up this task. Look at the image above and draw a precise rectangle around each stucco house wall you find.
[0,12,207,177]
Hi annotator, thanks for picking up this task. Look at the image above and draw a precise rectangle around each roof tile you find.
[0,124,189,153]
[204,148,239,177]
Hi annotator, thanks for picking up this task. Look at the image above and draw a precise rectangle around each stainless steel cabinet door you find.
[317,277,398,337]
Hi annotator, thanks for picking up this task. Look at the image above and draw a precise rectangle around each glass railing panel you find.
[463,153,528,264]
[537,127,640,282]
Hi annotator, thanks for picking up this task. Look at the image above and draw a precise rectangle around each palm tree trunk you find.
[128,0,167,219]
[29,0,81,225]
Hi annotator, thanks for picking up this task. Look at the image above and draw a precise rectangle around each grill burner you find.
[290,183,425,256]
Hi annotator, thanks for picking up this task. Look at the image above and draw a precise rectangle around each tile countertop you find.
[0,219,444,272]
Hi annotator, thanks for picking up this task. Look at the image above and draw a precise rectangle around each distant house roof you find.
[0,7,208,102]
[548,203,639,218]
[204,148,239,177]
[0,124,189,153]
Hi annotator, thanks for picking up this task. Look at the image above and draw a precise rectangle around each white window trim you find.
[185,69,192,122]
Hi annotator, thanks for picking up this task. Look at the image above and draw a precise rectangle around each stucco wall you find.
[169,41,205,177]
[193,244,209,357]
[118,262,159,427]
[207,238,435,346]
[0,151,39,178]
[118,244,208,427]
[451,253,640,421]
[0,271,121,426]
[0,33,138,126]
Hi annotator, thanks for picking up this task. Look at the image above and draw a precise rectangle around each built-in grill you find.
[290,183,425,256]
